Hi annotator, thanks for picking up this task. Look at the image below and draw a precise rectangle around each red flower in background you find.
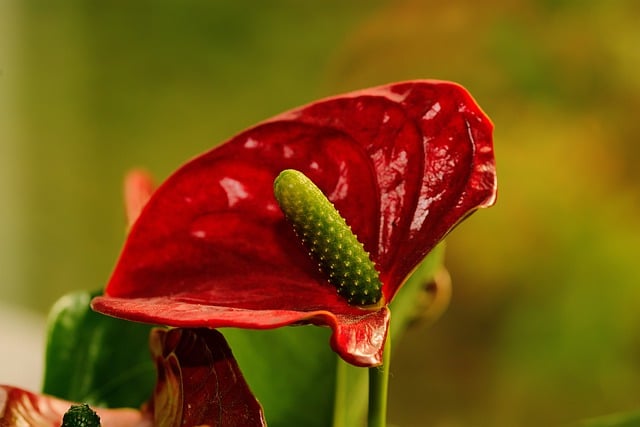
[91,80,497,367]
[0,386,150,427]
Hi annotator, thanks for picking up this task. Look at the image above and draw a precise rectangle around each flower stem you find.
[332,356,350,427]
[368,335,391,427]
[333,354,370,427]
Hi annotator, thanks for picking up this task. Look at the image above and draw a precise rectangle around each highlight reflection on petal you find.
[92,80,497,366]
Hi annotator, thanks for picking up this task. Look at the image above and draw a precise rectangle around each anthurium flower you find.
[92,80,497,367]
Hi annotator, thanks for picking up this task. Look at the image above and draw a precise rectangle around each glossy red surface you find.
[92,80,497,366]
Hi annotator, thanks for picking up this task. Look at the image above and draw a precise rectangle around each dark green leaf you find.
[223,326,336,427]
[42,291,155,408]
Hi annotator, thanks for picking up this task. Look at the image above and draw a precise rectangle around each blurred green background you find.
[2,0,640,425]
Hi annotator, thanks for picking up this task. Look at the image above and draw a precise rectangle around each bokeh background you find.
[2,1,639,426]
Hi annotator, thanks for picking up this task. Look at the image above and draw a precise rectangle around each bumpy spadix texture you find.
[61,403,101,427]
[274,169,383,306]
[92,80,497,367]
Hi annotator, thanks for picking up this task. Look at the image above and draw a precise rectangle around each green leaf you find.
[42,291,155,408]
[222,326,336,427]
[389,243,446,338]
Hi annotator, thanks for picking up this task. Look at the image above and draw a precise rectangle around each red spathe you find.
[92,80,497,367]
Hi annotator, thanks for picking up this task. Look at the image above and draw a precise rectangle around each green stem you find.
[332,356,350,427]
[332,354,370,427]
[368,335,391,427]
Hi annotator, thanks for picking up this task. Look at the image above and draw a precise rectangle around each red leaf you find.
[92,80,497,366]
[149,328,266,427]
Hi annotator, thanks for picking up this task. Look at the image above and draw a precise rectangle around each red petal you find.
[92,80,496,366]
[149,328,266,426]
[94,296,389,367]
[124,169,156,227]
